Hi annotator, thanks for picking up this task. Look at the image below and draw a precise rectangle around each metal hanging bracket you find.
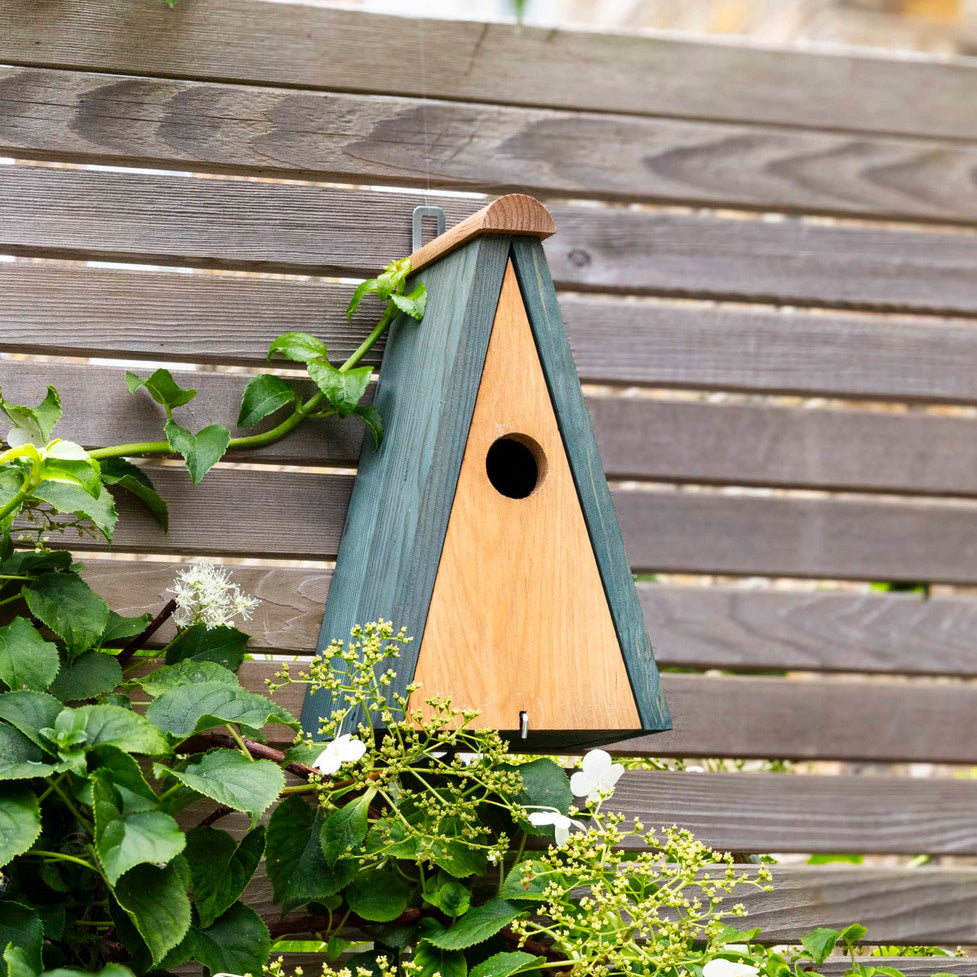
[412,205,446,252]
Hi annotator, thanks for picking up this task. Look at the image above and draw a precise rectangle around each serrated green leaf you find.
[0,785,42,868]
[0,691,61,748]
[515,758,571,817]
[390,282,427,321]
[31,479,117,541]
[113,858,192,964]
[354,404,384,448]
[0,619,59,692]
[306,360,372,418]
[345,278,379,319]
[1,385,61,448]
[40,441,101,498]
[100,459,168,532]
[0,903,43,976]
[267,332,328,365]
[138,660,239,698]
[840,923,868,946]
[375,257,411,300]
[426,879,470,918]
[184,826,265,928]
[100,610,151,645]
[801,928,841,966]
[55,704,170,756]
[93,775,185,885]
[160,750,283,825]
[170,901,270,976]
[145,681,297,738]
[426,900,522,951]
[320,793,371,867]
[469,951,544,977]
[48,651,121,702]
[345,869,410,922]
[0,724,58,781]
[125,369,197,410]
[266,795,355,912]
[92,745,158,811]
[164,420,230,485]
[163,623,248,669]
[500,861,553,902]
[237,375,298,428]
[413,942,467,977]
[24,572,109,659]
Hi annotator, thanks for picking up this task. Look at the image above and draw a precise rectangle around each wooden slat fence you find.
[3,0,977,954]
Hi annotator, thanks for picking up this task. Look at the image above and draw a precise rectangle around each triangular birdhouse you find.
[300,195,670,750]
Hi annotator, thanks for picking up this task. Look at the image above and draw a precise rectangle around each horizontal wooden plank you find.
[820,962,975,977]
[612,771,977,854]
[20,353,977,496]
[4,0,977,142]
[80,559,977,678]
[238,865,977,944]
[7,166,977,312]
[239,664,977,763]
[7,263,977,405]
[29,463,977,582]
[8,67,977,225]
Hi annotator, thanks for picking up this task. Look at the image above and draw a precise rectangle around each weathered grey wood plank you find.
[78,559,977,678]
[238,864,977,944]
[820,962,975,976]
[7,263,977,405]
[27,464,977,583]
[14,360,977,496]
[8,166,977,312]
[239,664,977,763]
[611,771,977,854]
[10,66,977,224]
[4,0,977,141]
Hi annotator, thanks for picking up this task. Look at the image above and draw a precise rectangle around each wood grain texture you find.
[299,237,511,735]
[413,261,641,735]
[76,558,977,678]
[10,165,977,312]
[409,197,553,273]
[244,664,977,763]
[4,0,977,141]
[512,239,668,731]
[237,864,977,944]
[611,770,977,854]
[11,66,977,224]
[15,361,977,496]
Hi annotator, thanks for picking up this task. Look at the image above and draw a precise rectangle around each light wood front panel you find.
[411,262,640,732]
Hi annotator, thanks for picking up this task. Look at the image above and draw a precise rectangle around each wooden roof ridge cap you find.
[408,194,555,275]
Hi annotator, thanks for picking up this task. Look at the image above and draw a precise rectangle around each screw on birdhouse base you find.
[519,711,529,740]
[412,205,446,251]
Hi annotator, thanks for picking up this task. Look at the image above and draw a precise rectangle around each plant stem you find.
[118,597,176,667]
[0,478,33,523]
[31,850,98,873]
[225,723,252,760]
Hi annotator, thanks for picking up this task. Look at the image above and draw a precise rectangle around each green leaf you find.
[92,745,158,811]
[801,928,841,966]
[125,369,197,410]
[160,750,283,825]
[0,724,58,781]
[54,704,171,756]
[345,870,411,922]
[181,902,270,976]
[0,691,61,748]
[807,853,864,865]
[265,795,355,912]
[164,623,248,669]
[40,441,101,498]
[390,282,427,321]
[49,651,122,701]
[514,758,571,817]
[0,619,59,692]
[267,332,328,365]
[237,375,298,428]
[413,942,467,977]
[375,256,411,300]
[426,879,470,918]
[184,826,265,928]
[100,459,168,532]
[100,609,152,645]
[320,793,371,867]
[469,951,544,977]
[164,420,230,485]
[500,862,551,902]
[432,833,489,879]
[354,404,384,449]
[31,479,117,541]
[0,904,43,976]
[307,360,372,418]
[138,660,239,697]
[2,946,34,977]
[426,900,522,951]
[24,572,109,658]
[113,859,192,963]
[0,785,42,868]
[840,923,868,946]
[145,681,297,738]
[93,775,185,885]
[1,386,61,447]
[345,279,379,319]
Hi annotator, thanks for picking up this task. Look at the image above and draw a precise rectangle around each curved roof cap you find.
[409,194,555,274]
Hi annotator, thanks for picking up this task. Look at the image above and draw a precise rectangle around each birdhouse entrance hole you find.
[485,435,544,499]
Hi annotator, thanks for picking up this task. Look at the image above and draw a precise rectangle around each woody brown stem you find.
[118,597,177,666]
[189,732,316,778]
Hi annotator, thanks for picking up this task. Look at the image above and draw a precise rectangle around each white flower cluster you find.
[168,562,260,629]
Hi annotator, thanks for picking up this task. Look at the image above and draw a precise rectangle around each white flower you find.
[313,734,368,776]
[570,749,624,802]
[167,562,260,630]
[703,961,760,977]
[528,810,585,847]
